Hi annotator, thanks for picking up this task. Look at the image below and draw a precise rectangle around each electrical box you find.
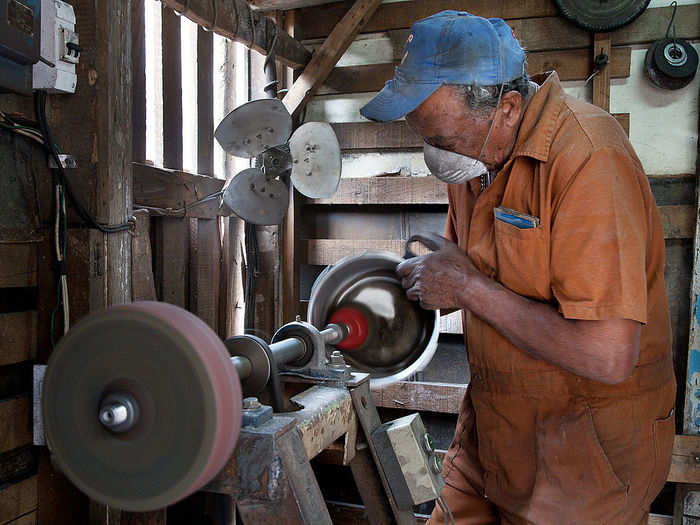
[372,413,446,506]
[33,0,78,93]
[0,0,41,94]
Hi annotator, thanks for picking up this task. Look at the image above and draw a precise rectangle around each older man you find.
[360,11,676,525]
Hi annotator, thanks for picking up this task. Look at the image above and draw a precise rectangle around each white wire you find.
[54,185,70,335]
[60,187,69,333]
[439,495,455,525]
[436,496,449,525]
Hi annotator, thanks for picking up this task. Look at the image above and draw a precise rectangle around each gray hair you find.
[448,75,531,116]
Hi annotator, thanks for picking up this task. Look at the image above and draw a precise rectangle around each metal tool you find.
[308,251,439,387]
[39,250,443,514]
[42,301,242,512]
[215,98,342,224]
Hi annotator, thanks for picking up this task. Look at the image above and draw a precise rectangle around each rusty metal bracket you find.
[350,380,417,525]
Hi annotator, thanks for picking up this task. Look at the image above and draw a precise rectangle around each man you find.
[360,11,676,525]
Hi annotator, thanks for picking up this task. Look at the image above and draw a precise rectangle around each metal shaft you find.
[320,323,348,345]
[269,337,306,365]
[231,355,252,380]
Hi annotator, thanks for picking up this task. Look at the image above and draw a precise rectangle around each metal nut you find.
[243,397,262,410]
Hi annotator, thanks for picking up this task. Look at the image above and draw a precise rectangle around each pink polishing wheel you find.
[328,306,369,351]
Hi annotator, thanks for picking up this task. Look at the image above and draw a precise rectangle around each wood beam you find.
[296,0,557,39]
[282,0,383,119]
[318,47,631,95]
[371,381,466,414]
[160,0,311,69]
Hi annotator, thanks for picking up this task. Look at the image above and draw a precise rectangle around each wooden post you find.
[282,0,383,119]
[592,33,611,112]
[154,6,189,309]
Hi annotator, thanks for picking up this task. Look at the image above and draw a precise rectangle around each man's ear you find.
[499,91,524,129]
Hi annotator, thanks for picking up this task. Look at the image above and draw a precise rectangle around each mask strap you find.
[476,35,506,164]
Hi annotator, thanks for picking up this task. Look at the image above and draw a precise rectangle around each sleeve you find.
[550,146,649,323]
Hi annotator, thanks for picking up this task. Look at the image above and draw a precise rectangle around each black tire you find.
[555,0,651,33]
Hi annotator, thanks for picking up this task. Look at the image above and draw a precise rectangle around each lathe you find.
[35,250,454,524]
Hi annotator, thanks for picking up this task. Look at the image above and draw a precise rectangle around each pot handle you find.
[403,233,443,259]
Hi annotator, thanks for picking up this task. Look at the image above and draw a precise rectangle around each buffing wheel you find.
[42,302,242,512]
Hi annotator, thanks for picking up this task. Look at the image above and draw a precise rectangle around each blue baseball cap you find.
[360,11,526,122]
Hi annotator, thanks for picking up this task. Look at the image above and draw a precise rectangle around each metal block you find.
[33,364,46,446]
[372,413,445,506]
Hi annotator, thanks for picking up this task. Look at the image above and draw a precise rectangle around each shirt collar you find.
[510,71,566,163]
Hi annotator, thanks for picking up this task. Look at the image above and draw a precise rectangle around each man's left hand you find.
[396,232,479,310]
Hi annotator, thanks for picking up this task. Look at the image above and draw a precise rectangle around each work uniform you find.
[428,72,676,525]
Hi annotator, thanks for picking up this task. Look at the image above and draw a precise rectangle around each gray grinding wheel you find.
[42,302,242,512]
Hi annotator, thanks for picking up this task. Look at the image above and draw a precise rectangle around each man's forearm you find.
[459,273,640,384]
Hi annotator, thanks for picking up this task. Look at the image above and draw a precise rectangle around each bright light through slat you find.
[181,16,198,173]
[145,0,163,166]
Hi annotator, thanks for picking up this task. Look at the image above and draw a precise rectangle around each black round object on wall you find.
[645,38,698,90]
[555,0,651,32]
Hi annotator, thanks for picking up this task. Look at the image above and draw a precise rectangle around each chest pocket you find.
[494,218,551,301]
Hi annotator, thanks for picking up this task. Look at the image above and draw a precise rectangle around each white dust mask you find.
[423,141,488,185]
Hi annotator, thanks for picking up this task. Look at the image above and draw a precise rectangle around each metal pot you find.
[308,251,439,386]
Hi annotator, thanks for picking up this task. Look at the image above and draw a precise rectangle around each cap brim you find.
[360,78,441,122]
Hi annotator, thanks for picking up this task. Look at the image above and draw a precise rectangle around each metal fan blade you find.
[289,122,341,199]
[221,168,289,225]
[215,99,292,158]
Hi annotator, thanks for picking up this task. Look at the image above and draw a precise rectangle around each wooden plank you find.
[0,398,31,455]
[309,176,447,205]
[371,381,466,414]
[197,26,214,176]
[333,121,422,150]
[659,205,696,240]
[160,0,311,69]
[132,0,146,162]
[133,163,224,219]
[614,113,630,137]
[0,313,36,366]
[131,210,157,302]
[154,218,189,308]
[5,509,37,524]
[348,449,394,525]
[668,435,700,484]
[318,47,631,95]
[592,33,611,113]
[303,208,693,264]
[0,476,37,524]
[299,5,700,48]
[331,113,626,151]
[648,514,672,525]
[282,0,383,119]
[190,219,221,331]
[612,4,700,46]
[331,112,626,150]
[162,7,183,171]
[0,245,36,288]
[296,0,558,40]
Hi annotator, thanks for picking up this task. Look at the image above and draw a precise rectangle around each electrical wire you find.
[133,190,224,217]
[34,91,135,233]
